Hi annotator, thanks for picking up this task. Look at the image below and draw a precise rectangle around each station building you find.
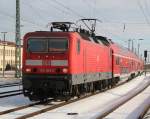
[0,40,22,71]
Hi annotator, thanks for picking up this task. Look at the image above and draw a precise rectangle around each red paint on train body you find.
[22,31,143,101]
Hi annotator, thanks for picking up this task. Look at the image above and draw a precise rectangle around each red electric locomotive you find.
[22,20,143,101]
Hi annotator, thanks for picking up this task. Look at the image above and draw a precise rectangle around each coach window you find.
[116,57,120,65]
[77,39,80,54]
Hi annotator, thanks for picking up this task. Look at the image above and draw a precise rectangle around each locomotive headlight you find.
[62,68,68,73]
[26,68,31,72]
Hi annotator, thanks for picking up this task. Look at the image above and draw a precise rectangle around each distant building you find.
[0,40,22,71]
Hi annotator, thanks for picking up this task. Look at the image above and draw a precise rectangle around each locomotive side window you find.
[116,57,120,65]
[28,39,47,52]
[77,39,80,54]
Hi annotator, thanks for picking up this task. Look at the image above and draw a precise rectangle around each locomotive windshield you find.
[28,39,47,52]
[27,38,68,52]
[48,39,68,52]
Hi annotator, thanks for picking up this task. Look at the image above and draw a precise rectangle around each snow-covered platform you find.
[0,71,21,85]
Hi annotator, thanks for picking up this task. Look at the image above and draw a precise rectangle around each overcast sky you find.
[0,0,150,57]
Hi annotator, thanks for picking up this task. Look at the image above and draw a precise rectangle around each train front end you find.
[22,32,71,101]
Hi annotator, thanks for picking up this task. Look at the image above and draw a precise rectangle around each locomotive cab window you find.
[77,39,80,54]
[27,38,68,53]
[48,38,68,52]
[27,39,47,52]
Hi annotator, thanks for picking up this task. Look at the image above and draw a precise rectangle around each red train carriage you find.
[110,43,143,80]
[22,22,143,101]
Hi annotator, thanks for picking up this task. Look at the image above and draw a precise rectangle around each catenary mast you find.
[15,0,21,78]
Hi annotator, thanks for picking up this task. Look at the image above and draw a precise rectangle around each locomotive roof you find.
[111,43,141,61]
[24,31,142,62]
[25,31,107,45]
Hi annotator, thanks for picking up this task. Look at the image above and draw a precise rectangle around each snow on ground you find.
[0,71,21,85]
[23,75,150,119]
[0,85,22,93]
[0,79,21,84]
[0,71,22,93]
[0,74,149,119]
[0,95,31,112]
[0,104,52,119]
[104,86,150,119]
[143,108,150,119]
[0,99,58,119]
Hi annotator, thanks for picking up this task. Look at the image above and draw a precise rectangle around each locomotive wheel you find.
[90,82,95,93]
[74,85,80,98]
[98,81,102,91]
[111,78,116,87]
[84,83,92,94]
[102,80,107,89]
[64,95,71,102]
[108,79,112,88]
[29,96,35,101]
[40,98,48,103]
[111,78,115,87]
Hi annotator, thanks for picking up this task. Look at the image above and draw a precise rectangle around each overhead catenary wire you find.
[51,0,85,18]
[82,0,109,22]
[144,0,150,15]
[0,9,45,28]
[44,0,76,19]
[0,0,150,42]
[22,0,73,25]
[137,0,150,27]
[22,0,47,22]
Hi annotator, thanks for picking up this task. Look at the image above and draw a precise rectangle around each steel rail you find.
[0,82,21,85]
[0,101,46,115]
[0,92,23,98]
[0,89,22,95]
[0,91,23,98]
[0,75,142,118]
[0,82,22,88]
[138,105,150,119]
[142,108,150,119]
[15,79,131,119]
[90,77,150,119]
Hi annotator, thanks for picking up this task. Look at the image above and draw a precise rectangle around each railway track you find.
[0,101,45,115]
[16,78,150,119]
[0,89,23,98]
[90,77,150,119]
[0,82,22,98]
[0,82,22,88]
[0,75,140,119]
[0,91,108,119]
[143,109,150,119]
[139,105,150,119]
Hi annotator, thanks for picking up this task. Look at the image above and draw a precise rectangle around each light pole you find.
[15,0,21,78]
[128,39,131,50]
[1,32,7,77]
[148,54,149,63]
[131,39,134,52]
[137,39,144,56]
